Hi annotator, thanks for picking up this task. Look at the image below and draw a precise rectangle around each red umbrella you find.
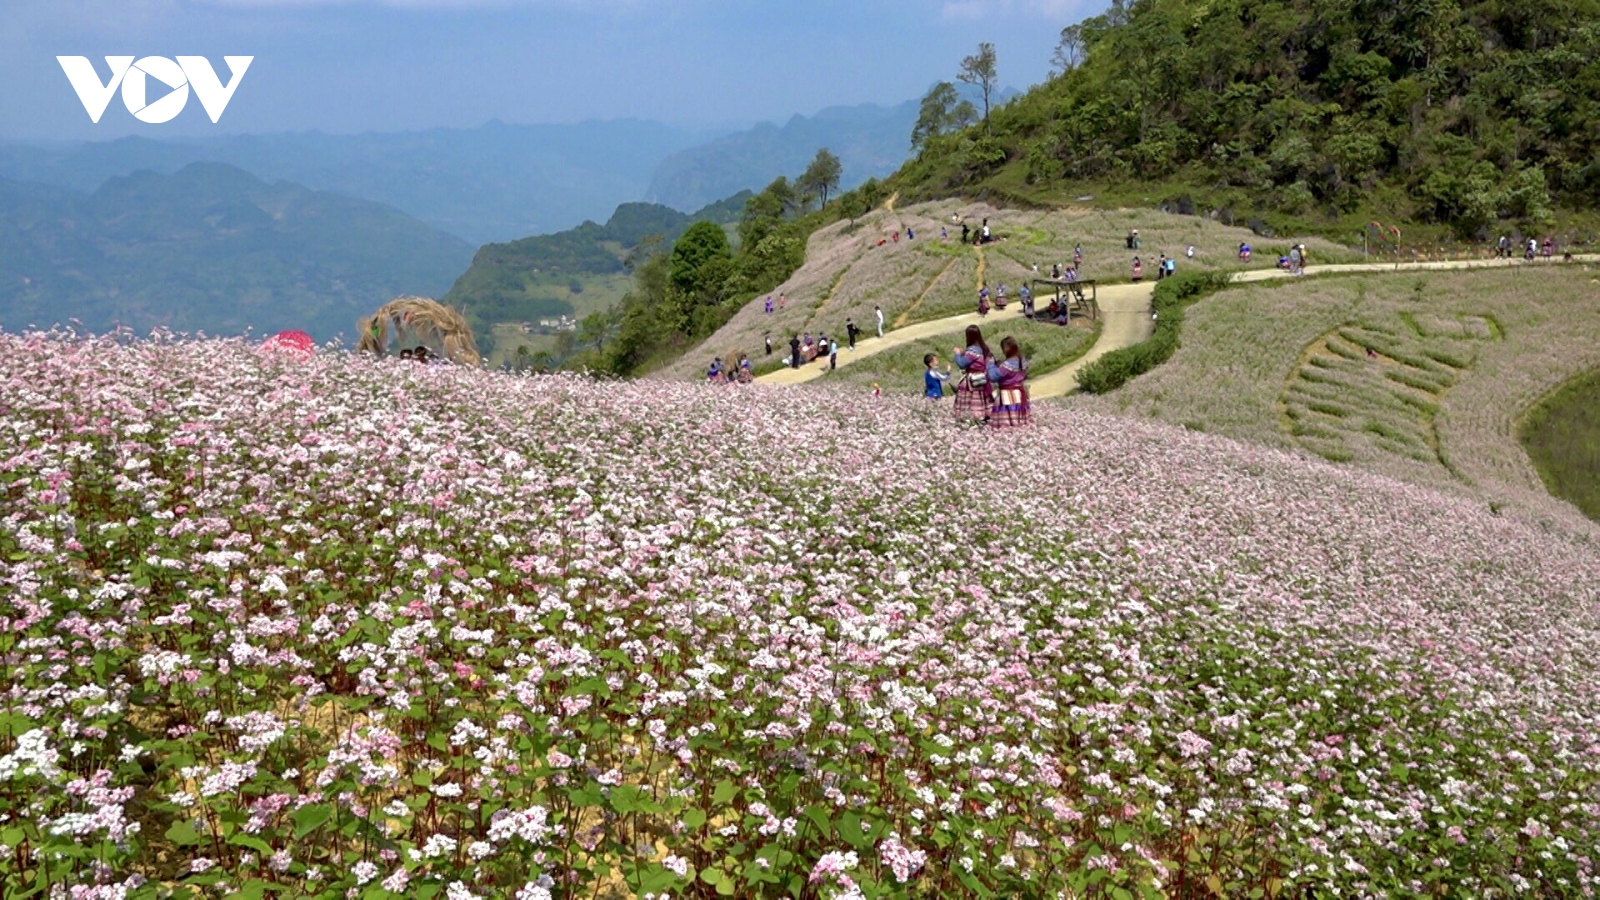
[262,330,315,355]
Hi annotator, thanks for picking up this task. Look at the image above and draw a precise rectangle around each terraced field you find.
[1282,314,1500,468]
[1080,264,1600,515]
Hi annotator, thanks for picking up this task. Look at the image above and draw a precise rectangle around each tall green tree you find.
[668,221,733,300]
[958,42,999,130]
[798,148,843,209]
[912,82,979,151]
[1051,24,1085,75]
[739,176,797,248]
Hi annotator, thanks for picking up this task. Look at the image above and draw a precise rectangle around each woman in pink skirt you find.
[952,324,993,423]
[988,336,1030,427]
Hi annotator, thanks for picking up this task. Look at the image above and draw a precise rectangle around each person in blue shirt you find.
[924,353,951,399]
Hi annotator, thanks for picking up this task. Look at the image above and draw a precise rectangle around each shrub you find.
[1076,271,1232,393]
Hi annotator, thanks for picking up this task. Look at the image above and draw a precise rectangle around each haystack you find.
[357,296,480,366]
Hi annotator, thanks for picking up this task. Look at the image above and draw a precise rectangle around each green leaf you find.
[840,810,867,848]
[610,785,657,813]
[683,808,707,831]
[1112,888,1134,900]
[635,865,679,894]
[165,820,202,847]
[228,833,273,856]
[293,803,333,839]
[426,731,450,753]
[804,804,831,837]
[712,780,738,805]
[0,827,25,847]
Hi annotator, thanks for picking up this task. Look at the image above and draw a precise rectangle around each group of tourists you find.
[773,305,887,371]
[1131,254,1179,282]
[924,324,1030,427]
[956,215,995,246]
[706,354,753,384]
[1497,235,1563,260]
[1279,244,1308,275]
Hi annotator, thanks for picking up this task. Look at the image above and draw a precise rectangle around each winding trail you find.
[759,252,1598,397]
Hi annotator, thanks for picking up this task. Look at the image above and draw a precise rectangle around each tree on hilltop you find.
[912,82,979,151]
[958,42,999,131]
[1051,24,1085,75]
[798,148,843,209]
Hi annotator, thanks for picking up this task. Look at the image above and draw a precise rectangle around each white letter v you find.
[178,56,253,123]
[57,56,135,123]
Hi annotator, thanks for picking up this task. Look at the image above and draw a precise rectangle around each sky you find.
[0,0,1102,141]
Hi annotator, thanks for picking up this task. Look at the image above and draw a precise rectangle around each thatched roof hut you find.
[357,296,480,366]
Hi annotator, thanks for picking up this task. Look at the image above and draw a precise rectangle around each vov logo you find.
[57,56,253,124]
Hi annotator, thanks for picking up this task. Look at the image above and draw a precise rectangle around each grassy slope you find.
[1074,263,1600,515]
[664,198,1353,380]
[1520,370,1600,521]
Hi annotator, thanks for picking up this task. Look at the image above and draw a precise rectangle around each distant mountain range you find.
[0,87,1019,346]
[0,120,711,245]
[0,162,474,342]
[644,86,1020,213]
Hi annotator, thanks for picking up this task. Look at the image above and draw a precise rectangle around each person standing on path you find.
[846,318,860,350]
[764,296,773,314]
[829,337,839,370]
[952,325,993,423]
[1288,244,1302,276]
[789,335,801,369]
[875,305,884,339]
[1131,258,1144,282]
[764,335,773,357]
[1165,255,1177,278]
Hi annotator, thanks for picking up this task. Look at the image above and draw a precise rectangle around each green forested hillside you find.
[442,194,750,357]
[898,0,1600,237]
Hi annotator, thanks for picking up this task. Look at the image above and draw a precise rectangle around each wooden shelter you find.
[1030,279,1099,322]
[357,296,481,366]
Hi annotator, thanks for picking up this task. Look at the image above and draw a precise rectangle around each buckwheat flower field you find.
[3,333,1598,899]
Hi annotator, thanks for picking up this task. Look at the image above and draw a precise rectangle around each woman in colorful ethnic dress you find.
[988,336,1030,427]
[952,325,993,422]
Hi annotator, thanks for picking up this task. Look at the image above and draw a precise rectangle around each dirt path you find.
[757,255,1598,394]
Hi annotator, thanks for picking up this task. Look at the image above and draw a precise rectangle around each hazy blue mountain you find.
[0,120,712,245]
[0,163,474,342]
[643,86,1020,213]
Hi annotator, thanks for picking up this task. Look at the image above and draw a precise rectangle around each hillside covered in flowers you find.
[2,334,1598,899]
